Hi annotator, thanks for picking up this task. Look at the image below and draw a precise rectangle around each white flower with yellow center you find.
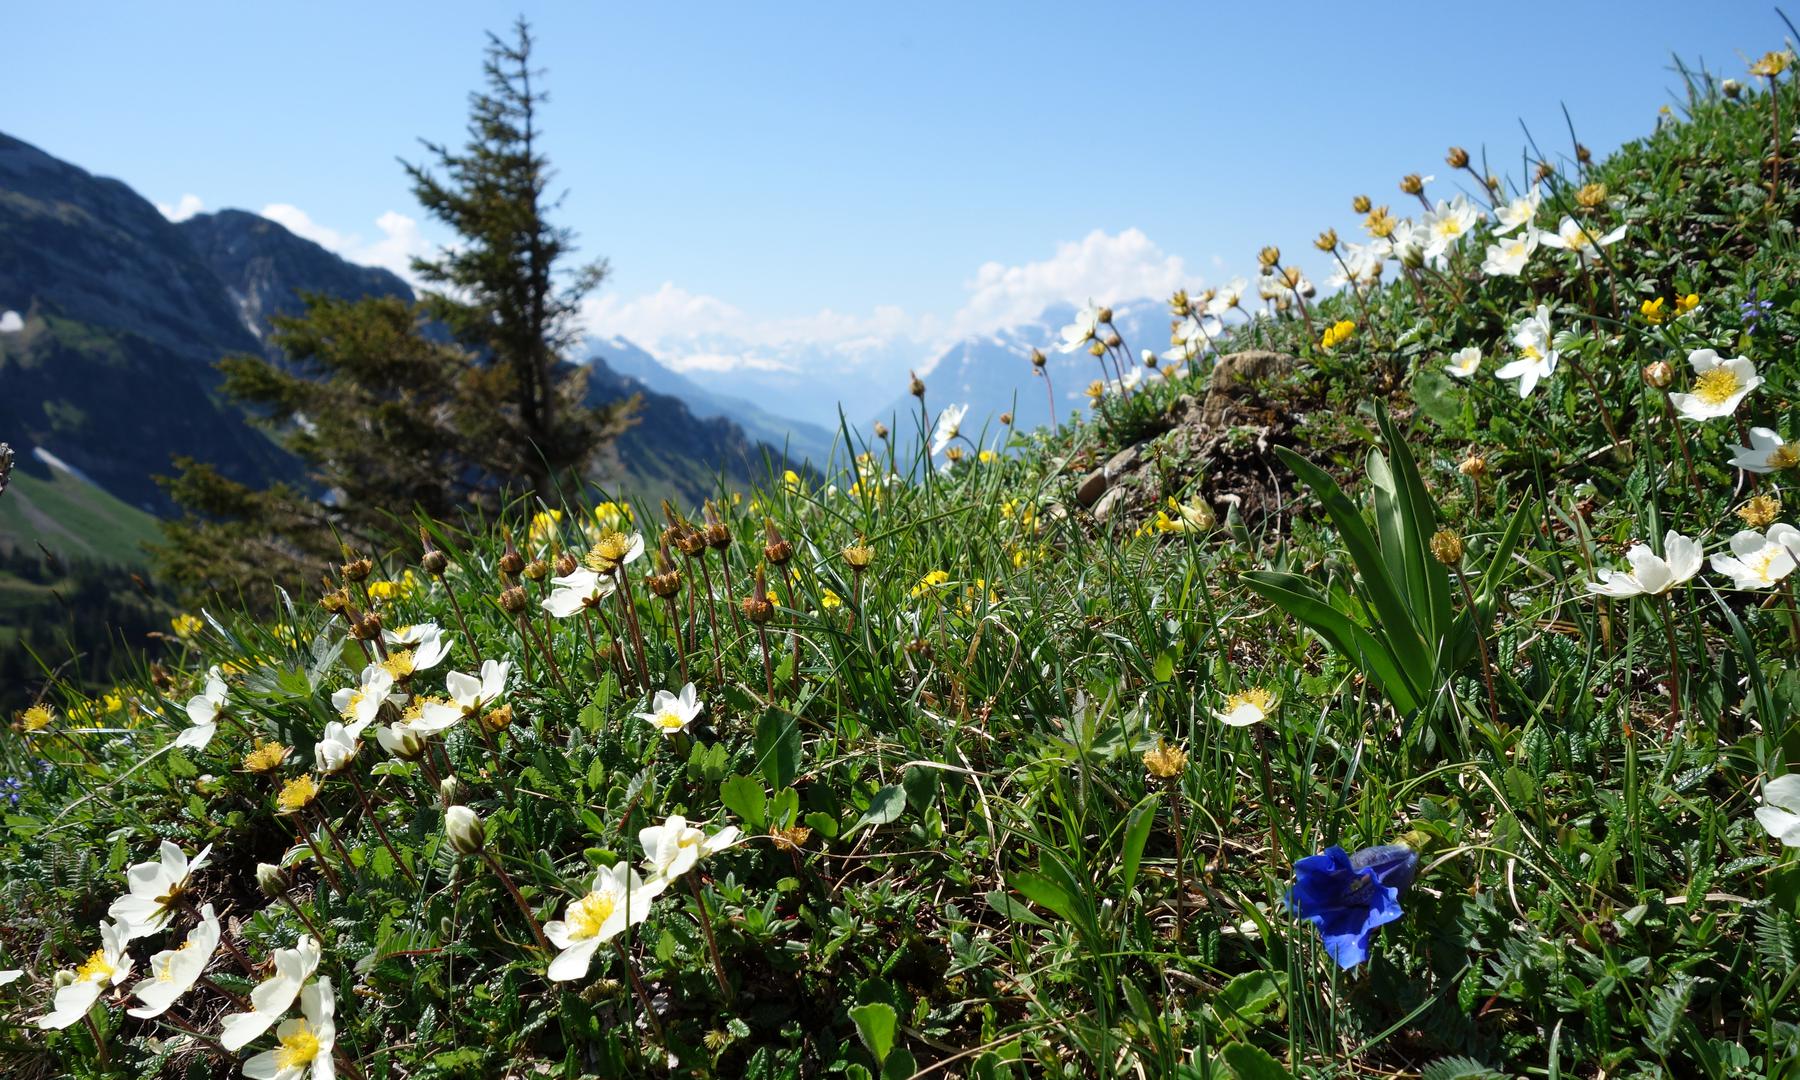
[1493,186,1542,235]
[1421,195,1479,265]
[1710,525,1800,590]
[1727,427,1800,474]
[34,919,133,1029]
[1056,304,1101,353]
[1669,348,1760,421]
[109,840,212,940]
[544,863,665,982]
[635,683,703,737]
[1494,304,1559,398]
[218,935,321,1052]
[330,664,399,728]
[542,568,618,619]
[1540,216,1625,265]
[1204,278,1248,317]
[414,660,510,735]
[242,977,335,1080]
[1444,346,1481,379]
[639,815,741,887]
[1480,229,1538,278]
[313,720,368,775]
[1215,687,1276,727]
[380,623,453,675]
[176,669,229,751]
[128,903,219,1018]
[1586,531,1703,598]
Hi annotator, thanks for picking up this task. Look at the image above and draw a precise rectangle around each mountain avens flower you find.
[1710,525,1799,589]
[110,840,213,940]
[331,664,398,727]
[34,920,133,1029]
[1287,842,1419,969]
[445,805,485,856]
[1481,230,1537,277]
[241,977,335,1080]
[128,903,220,1019]
[1493,186,1541,234]
[1495,304,1558,398]
[1670,349,1761,421]
[640,814,740,886]
[1143,738,1189,780]
[1541,216,1625,265]
[545,863,665,982]
[275,775,319,815]
[636,683,703,736]
[244,741,292,774]
[415,660,510,734]
[1756,774,1800,846]
[1216,688,1276,727]
[218,935,322,1051]
[1444,346,1481,378]
[19,704,53,733]
[176,668,229,750]
[1586,531,1703,597]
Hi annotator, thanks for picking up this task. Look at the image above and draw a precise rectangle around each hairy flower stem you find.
[662,596,690,686]
[347,771,416,886]
[83,1011,109,1068]
[1038,368,1058,429]
[281,892,327,943]
[697,557,726,684]
[1164,779,1188,943]
[757,624,776,701]
[213,929,258,978]
[311,804,358,882]
[614,941,668,1047]
[687,876,734,1000]
[1565,355,1625,450]
[591,600,634,688]
[1659,595,1684,735]
[293,818,345,894]
[440,585,482,666]
[479,850,550,952]
[616,571,654,689]
[718,552,747,642]
[1453,566,1502,729]
[522,615,571,698]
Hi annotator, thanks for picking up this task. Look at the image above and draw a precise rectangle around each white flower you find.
[380,623,452,674]
[1540,216,1625,265]
[414,660,510,734]
[1586,531,1703,597]
[1204,278,1248,317]
[1710,525,1800,589]
[1214,688,1276,728]
[1756,773,1800,846]
[373,724,426,760]
[635,683,703,736]
[1493,186,1541,235]
[1382,219,1427,266]
[1162,316,1221,363]
[1494,304,1559,398]
[33,920,133,1029]
[639,815,740,886]
[313,720,368,775]
[242,977,335,1080]
[931,403,970,457]
[1326,241,1383,291]
[330,664,398,728]
[109,840,212,939]
[128,903,220,1018]
[1444,346,1481,378]
[1480,229,1538,277]
[218,935,322,1052]
[544,863,665,982]
[1421,195,1480,264]
[1055,305,1101,353]
[542,568,617,619]
[1669,348,1761,421]
[1727,427,1800,473]
[176,669,229,751]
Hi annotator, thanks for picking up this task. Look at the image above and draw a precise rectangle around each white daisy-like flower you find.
[1421,195,1480,265]
[330,664,399,728]
[1492,186,1541,235]
[544,863,665,982]
[1204,278,1248,317]
[414,660,510,735]
[930,403,970,457]
[1214,688,1276,727]
[241,977,335,1080]
[1480,229,1538,278]
[1540,216,1625,265]
[1586,531,1703,597]
[1726,427,1800,473]
[176,668,229,751]
[218,935,322,1052]
[1669,348,1761,421]
[639,815,740,886]
[33,920,133,1029]
[1055,304,1102,354]
[128,903,220,1018]
[1710,525,1800,589]
[634,683,703,737]
[542,568,617,619]
[313,720,369,775]
[1494,304,1559,398]
[1757,774,1800,847]
[379,623,453,676]
[1444,346,1481,378]
[109,840,213,940]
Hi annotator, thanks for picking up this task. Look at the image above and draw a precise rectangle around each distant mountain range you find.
[0,131,809,561]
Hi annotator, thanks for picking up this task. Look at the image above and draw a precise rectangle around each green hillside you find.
[3,38,1800,1080]
[0,460,160,567]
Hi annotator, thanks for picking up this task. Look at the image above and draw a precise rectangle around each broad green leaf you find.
[847,784,906,835]
[755,708,801,790]
[719,775,767,831]
[848,1001,897,1065]
[1119,795,1158,899]
[1219,1042,1295,1080]
[1008,870,1080,924]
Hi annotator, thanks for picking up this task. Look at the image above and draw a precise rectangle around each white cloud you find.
[156,193,205,222]
[947,228,1190,337]
[260,203,431,283]
[0,310,22,333]
[580,229,1196,373]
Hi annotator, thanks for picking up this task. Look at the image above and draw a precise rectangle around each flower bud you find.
[742,565,775,624]
[1576,143,1592,164]
[256,862,290,897]
[1429,529,1464,566]
[909,370,926,398]
[1534,161,1555,183]
[1029,347,1047,368]
[523,558,550,582]
[1168,289,1190,317]
[1399,172,1425,195]
[763,519,793,565]
[341,557,373,583]
[1642,360,1673,388]
[1446,146,1469,169]
[874,421,890,440]
[421,549,449,577]
[999,411,1014,425]
[1314,228,1338,251]
[499,546,525,578]
[1143,738,1188,780]
[498,586,529,614]
[445,805,485,856]
[1457,453,1488,479]
[1088,341,1105,357]
[439,775,465,803]
[1351,194,1372,214]
[555,550,579,577]
[1096,306,1113,324]
[1723,78,1743,98]
[1257,245,1281,269]
[1141,349,1157,369]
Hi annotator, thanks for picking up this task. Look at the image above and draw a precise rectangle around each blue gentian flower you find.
[1741,289,1773,333]
[1287,843,1419,969]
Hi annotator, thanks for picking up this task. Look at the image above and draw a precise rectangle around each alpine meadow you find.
[9,12,1800,1080]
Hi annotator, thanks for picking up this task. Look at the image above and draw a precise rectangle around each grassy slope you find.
[0,464,161,566]
[4,43,1800,1080]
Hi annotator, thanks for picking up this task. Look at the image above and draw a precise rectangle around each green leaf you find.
[983,889,1049,927]
[1119,796,1157,899]
[901,765,939,813]
[754,708,801,791]
[1152,651,1175,683]
[1419,1056,1507,1080]
[719,775,767,831]
[1007,871,1079,924]
[847,784,906,835]
[848,1001,897,1065]
[1219,1042,1295,1080]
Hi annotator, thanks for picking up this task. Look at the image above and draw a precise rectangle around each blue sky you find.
[4,1,1786,367]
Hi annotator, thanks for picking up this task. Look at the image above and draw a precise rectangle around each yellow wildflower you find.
[20,704,54,732]
[367,569,421,601]
[171,613,203,639]
[1319,320,1356,350]
[1674,293,1700,315]
[276,775,319,814]
[243,741,291,774]
[1750,50,1793,78]
[909,570,950,597]
[1640,297,1667,325]
[820,588,843,610]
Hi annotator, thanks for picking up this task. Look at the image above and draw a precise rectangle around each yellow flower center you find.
[1225,688,1276,716]
[1693,366,1742,406]
[653,710,685,732]
[275,1021,321,1069]
[1520,344,1543,362]
[75,948,115,984]
[20,705,53,732]
[1769,444,1800,470]
[243,741,291,773]
[341,689,367,719]
[277,775,319,813]
[381,651,415,680]
[568,891,616,939]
